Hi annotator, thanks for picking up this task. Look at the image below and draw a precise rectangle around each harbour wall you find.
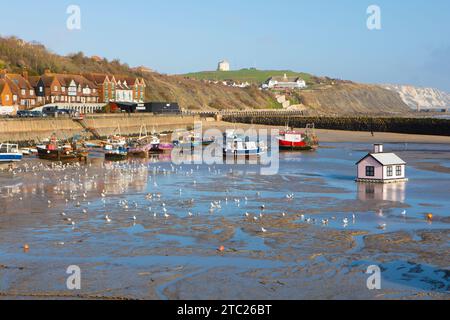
[0,114,198,144]
[222,116,450,136]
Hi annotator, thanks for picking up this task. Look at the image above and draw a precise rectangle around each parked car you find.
[16,110,34,118]
[31,111,45,117]
[42,107,71,117]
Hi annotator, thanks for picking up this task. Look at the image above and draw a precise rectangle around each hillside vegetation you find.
[0,36,411,114]
[183,69,314,85]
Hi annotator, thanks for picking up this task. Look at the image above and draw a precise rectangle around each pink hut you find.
[356,144,408,183]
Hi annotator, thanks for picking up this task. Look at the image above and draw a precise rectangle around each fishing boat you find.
[223,131,266,158]
[0,143,23,162]
[127,125,157,157]
[37,135,88,162]
[277,124,319,151]
[105,146,128,161]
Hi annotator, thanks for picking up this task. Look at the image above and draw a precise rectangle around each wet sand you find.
[0,142,449,300]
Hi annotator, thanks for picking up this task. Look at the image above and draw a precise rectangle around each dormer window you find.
[21,89,26,95]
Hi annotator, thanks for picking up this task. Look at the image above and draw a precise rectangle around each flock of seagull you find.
[1,160,412,237]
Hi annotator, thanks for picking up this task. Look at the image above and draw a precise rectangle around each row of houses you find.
[0,70,146,112]
[261,74,307,90]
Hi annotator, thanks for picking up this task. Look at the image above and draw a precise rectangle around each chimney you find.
[44,69,51,75]
[373,144,384,154]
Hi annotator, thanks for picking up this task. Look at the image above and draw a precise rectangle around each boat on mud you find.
[277,124,319,151]
[0,143,23,163]
[105,146,128,161]
[37,135,88,162]
[223,131,266,158]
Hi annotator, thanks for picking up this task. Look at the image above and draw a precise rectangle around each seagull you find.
[282,212,286,217]
[105,215,112,223]
[164,213,170,218]
[132,216,137,221]
[378,223,387,230]
[245,212,250,217]
[260,205,266,210]
[401,210,407,216]
[343,218,349,225]
[61,212,66,217]
[188,212,193,217]
[261,227,267,233]
[82,209,88,214]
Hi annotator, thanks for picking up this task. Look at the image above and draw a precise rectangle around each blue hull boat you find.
[0,144,23,163]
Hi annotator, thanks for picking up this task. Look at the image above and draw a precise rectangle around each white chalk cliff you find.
[383,85,450,110]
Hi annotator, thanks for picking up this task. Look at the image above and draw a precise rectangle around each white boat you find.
[223,132,266,157]
[0,143,23,162]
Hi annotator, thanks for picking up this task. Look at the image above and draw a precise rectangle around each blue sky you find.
[1,0,449,91]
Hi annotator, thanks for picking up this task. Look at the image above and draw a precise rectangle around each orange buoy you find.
[23,244,30,252]
[426,213,433,221]
[218,245,225,252]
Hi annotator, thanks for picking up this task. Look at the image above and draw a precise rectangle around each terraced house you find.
[83,73,146,103]
[32,70,100,104]
[1,70,146,113]
[0,71,37,108]
[0,78,13,107]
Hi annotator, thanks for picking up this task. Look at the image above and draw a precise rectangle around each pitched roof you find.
[82,73,110,85]
[28,76,41,87]
[357,153,406,166]
[40,74,59,87]
[5,74,32,89]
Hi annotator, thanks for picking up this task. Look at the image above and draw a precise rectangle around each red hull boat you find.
[277,124,318,151]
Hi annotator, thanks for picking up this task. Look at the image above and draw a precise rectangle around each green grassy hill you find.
[182,68,314,85]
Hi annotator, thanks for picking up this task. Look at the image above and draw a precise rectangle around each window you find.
[21,89,26,95]
[39,87,43,93]
[62,87,66,92]
[366,166,375,177]
[396,166,402,176]
[387,166,393,177]
[5,95,10,101]
[30,90,34,95]
[54,86,58,91]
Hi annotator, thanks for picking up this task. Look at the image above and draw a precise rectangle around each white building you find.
[115,80,133,103]
[356,144,408,183]
[263,74,307,90]
[217,60,230,72]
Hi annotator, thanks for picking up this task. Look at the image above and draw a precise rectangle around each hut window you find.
[366,166,375,177]
[387,166,393,177]
[396,166,402,176]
